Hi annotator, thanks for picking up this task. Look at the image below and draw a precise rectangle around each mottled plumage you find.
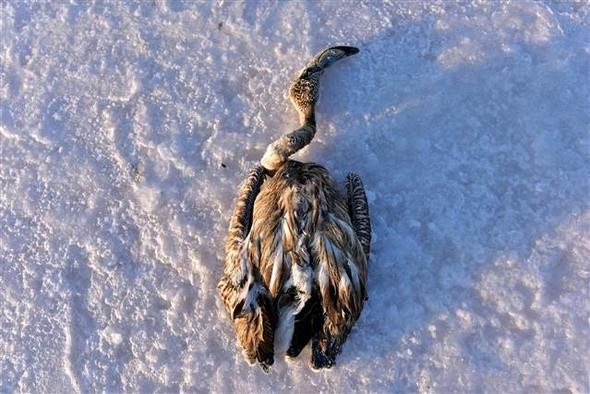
[218,46,371,371]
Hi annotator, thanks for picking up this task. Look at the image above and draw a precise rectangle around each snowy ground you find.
[1,1,589,393]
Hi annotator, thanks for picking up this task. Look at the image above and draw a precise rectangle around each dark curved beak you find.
[332,46,360,56]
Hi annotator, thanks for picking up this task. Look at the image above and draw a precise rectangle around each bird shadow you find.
[292,5,589,389]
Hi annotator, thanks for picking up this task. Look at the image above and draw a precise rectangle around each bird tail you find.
[260,46,359,171]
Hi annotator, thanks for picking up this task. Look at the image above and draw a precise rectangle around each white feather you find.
[274,303,298,354]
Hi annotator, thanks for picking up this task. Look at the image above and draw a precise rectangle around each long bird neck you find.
[300,107,316,127]
[260,46,358,172]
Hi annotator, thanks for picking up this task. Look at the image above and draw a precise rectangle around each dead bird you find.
[218,46,371,371]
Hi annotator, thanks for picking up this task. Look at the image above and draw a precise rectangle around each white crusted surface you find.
[1,1,589,392]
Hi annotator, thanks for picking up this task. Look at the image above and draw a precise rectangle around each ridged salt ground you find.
[1,1,588,392]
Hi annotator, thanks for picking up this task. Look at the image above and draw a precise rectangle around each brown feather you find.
[219,46,368,371]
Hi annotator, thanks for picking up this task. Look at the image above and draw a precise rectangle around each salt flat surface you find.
[1,1,589,393]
